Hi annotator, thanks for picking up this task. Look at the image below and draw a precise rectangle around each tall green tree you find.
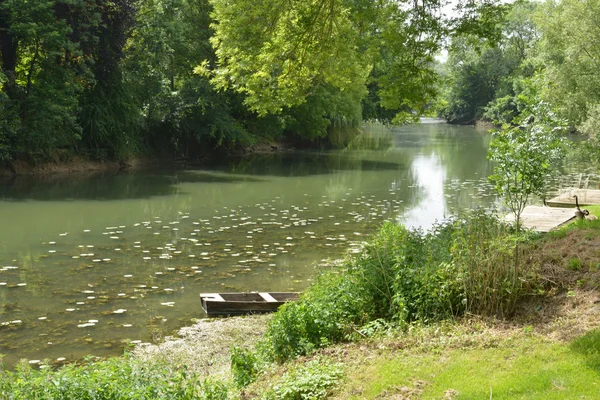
[439,0,537,124]
[204,0,508,123]
[0,0,90,160]
[535,0,600,129]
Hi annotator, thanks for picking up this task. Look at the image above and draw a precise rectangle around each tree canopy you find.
[2,0,598,164]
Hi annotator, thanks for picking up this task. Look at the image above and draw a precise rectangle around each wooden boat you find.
[199,292,300,317]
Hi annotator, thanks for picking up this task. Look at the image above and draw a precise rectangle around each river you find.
[0,120,495,367]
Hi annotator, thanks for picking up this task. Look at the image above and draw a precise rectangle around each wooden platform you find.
[505,206,576,232]
[547,189,600,207]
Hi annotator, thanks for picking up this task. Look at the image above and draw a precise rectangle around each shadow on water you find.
[211,152,406,177]
[0,171,265,201]
[0,152,405,201]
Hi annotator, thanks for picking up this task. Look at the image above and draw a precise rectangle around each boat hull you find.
[200,292,299,317]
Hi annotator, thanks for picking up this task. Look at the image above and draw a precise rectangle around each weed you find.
[264,359,344,400]
[0,354,230,399]
[231,346,258,388]
[567,257,583,271]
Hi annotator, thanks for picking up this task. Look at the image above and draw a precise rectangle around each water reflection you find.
[400,155,447,229]
[0,122,495,367]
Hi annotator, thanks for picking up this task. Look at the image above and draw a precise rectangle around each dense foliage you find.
[1,0,599,165]
[440,0,600,155]
[254,212,529,364]
[0,0,508,164]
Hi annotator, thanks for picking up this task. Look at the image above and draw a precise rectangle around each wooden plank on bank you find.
[505,206,576,232]
[547,189,600,207]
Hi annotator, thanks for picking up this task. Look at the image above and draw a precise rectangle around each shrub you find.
[264,359,344,400]
[451,211,527,317]
[231,346,259,388]
[258,211,532,363]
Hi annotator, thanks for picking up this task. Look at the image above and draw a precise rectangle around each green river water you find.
[0,121,496,367]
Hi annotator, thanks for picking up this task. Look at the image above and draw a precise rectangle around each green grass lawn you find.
[339,332,600,399]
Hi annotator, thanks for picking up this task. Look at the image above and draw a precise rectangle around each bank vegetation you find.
[2,207,600,398]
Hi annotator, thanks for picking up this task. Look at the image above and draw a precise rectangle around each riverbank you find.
[242,291,600,399]
[135,212,600,398]
[133,314,271,381]
[0,157,150,177]
[0,138,298,177]
[1,207,599,398]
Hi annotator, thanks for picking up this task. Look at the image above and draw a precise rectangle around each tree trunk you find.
[0,1,18,96]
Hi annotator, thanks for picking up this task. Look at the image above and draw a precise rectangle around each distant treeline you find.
[438,0,600,136]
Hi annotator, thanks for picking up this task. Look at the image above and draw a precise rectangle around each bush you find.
[451,212,528,317]
[258,211,533,364]
[263,359,344,400]
[231,346,259,388]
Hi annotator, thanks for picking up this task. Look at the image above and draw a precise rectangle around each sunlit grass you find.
[340,335,600,399]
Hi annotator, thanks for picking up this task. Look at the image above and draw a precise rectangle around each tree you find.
[535,0,600,127]
[439,0,538,124]
[203,0,509,121]
[488,98,567,231]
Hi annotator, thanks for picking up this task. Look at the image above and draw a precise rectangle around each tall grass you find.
[451,212,532,318]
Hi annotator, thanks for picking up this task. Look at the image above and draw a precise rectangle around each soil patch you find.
[134,314,270,380]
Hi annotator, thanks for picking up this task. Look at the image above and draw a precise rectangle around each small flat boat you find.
[200,292,300,317]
